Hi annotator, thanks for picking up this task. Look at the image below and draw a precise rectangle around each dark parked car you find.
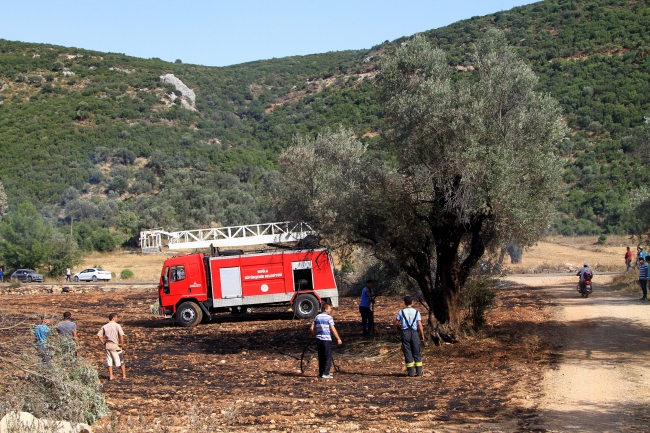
[11,269,43,283]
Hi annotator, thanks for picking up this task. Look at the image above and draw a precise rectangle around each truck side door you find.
[168,264,189,296]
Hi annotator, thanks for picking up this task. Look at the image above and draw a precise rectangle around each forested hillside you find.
[1,0,649,252]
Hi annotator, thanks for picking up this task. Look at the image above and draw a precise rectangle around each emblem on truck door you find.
[261,284,269,293]
[189,282,201,288]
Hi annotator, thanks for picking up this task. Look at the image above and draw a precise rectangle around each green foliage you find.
[340,260,354,273]
[1,0,650,248]
[597,234,608,244]
[46,233,83,276]
[120,268,134,279]
[15,337,108,425]
[461,277,498,331]
[277,31,564,339]
[0,202,53,270]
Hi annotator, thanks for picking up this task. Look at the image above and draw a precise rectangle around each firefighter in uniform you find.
[395,296,425,377]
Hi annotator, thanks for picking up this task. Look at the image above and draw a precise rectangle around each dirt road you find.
[505,275,650,432]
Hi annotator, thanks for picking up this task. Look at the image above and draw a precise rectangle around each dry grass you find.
[66,236,636,282]
[606,270,640,296]
[76,250,169,282]
[509,238,629,273]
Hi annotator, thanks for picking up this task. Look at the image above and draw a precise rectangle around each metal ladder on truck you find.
[139,221,314,253]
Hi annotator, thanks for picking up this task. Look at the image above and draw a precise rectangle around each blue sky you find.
[0,0,538,67]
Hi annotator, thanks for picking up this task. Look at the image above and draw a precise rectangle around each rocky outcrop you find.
[160,74,196,110]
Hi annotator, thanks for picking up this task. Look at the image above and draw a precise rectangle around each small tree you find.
[0,202,53,271]
[46,233,82,277]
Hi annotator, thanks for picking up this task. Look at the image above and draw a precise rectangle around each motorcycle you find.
[577,279,593,298]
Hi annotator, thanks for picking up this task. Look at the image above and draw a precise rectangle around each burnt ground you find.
[0,284,554,432]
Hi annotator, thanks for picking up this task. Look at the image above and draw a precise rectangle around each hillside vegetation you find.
[1,0,649,253]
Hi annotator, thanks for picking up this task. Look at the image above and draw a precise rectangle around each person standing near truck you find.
[97,313,126,380]
[395,296,425,377]
[310,303,342,379]
[359,280,376,336]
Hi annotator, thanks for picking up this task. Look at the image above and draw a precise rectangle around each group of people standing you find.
[310,279,425,379]
[33,312,127,380]
[624,246,650,301]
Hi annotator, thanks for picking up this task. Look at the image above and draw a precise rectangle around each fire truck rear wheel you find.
[294,294,319,319]
[176,302,203,327]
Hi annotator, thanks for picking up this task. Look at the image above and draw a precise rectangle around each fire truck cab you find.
[158,248,338,326]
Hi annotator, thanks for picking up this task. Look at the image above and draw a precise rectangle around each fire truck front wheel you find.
[294,294,319,319]
[176,302,203,327]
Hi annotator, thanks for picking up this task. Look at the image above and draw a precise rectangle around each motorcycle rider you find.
[576,263,594,292]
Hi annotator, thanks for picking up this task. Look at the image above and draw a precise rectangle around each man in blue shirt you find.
[310,303,342,379]
[638,258,648,301]
[395,296,425,377]
[34,316,51,363]
[359,280,376,336]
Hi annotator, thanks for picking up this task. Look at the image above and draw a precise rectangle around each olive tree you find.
[276,31,565,343]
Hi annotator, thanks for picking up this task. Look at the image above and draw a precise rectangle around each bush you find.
[506,241,523,264]
[0,332,108,426]
[597,234,607,245]
[120,269,134,280]
[608,271,638,295]
[461,276,497,331]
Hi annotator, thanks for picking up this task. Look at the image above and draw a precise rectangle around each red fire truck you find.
[144,222,339,327]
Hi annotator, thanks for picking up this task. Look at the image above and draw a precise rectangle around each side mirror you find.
[162,276,169,290]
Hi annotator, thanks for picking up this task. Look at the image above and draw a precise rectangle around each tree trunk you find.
[417,218,489,345]
[429,235,463,343]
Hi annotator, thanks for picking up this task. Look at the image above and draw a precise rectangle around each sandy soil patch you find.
[508,274,650,431]
[77,251,167,282]
[510,239,628,274]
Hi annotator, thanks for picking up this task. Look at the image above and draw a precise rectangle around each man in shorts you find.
[97,313,126,380]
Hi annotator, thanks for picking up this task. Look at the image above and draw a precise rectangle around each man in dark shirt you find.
[56,311,78,355]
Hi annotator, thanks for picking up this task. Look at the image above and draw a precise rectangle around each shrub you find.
[608,271,638,295]
[341,260,354,273]
[506,241,523,264]
[461,276,497,331]
[0,332,108,426]
[120,269,134,280]
[597,234,607,245]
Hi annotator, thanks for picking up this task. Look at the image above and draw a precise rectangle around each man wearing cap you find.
[395,296,425,377]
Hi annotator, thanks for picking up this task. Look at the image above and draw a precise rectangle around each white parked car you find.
[73,268,112,282]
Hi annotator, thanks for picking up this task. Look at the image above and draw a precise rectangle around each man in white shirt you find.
[97,313,126,380]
